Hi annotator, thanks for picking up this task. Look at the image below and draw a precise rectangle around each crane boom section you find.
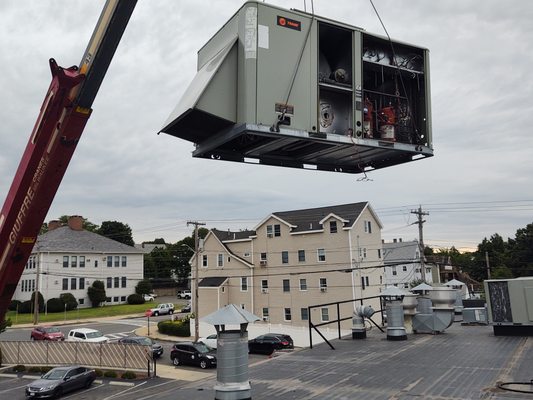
[0,0,137,323]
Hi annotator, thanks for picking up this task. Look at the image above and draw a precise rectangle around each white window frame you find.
[284,307,292,321]
[202,254,208,267]
[217,253,224,267]
[330,221,337,233]
[317,248,326,262]
[281,251,289,264]
[365,220,372,233]
[321,307,329,322]
[299,278,307,291]
[319,277,328,290]
[298,249,305,262]
[261,279,268,289]
[283,279,290,292]
[241,277,248,292]
[301,308,309,320]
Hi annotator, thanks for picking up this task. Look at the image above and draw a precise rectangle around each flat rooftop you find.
[179,323,532,399]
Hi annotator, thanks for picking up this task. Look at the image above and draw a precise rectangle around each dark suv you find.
[118,336,163,358]
[248,333,294,354]
[170,342,216,369]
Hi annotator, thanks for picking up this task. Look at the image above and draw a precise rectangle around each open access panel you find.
[160,1,432,174]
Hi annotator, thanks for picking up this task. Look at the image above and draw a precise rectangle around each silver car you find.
[25,365,96,398]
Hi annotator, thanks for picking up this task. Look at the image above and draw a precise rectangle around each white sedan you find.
[199,334,217,349]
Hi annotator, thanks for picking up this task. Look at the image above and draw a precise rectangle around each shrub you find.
[157,319,190,337]
[40,366,53,373]
[60,293,78,311]
[19,301,33,314]
[46,298,65,313]
[121,371,137,379]
[13,365,26,373]
[9,300,21,311]
[127,293,145,305]
[94,369,103,377]
[104,370,117,378]
[29,366,41,373]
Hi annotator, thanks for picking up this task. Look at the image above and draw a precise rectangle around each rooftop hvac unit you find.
[160,2,432,175]
[484,277,533,336]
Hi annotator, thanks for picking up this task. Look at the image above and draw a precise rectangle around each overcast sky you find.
[1,0,532,251]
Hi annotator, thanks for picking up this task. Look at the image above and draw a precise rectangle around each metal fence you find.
[0,341,152,371]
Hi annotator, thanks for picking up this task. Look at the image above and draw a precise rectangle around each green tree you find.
[135,279,153,295]
[97,221,135,246]
[507,223,533,277]
[87,280,107,307]
[0,318,12,334]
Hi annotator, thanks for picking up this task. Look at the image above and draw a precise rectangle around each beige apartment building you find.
[194,202,385,329]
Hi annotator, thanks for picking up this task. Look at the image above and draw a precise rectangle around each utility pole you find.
[485,251,491,279]
[187,220,205,342]
[32,256,40,325]
[411,205,429,282]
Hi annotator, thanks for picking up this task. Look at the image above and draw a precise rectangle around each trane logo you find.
[277,16,301,31]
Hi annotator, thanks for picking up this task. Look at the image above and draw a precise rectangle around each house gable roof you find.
[198,229,253,269]
[35,226,143,254]
[269,202,372,233]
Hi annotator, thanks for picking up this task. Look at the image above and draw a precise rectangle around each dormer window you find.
[330,221,337,233]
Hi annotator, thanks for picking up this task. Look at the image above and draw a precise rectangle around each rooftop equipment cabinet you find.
[161,1,432,174]
[484,277,533,336]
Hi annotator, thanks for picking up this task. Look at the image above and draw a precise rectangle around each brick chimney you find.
[67,215,84,231]
[48,220,62,231]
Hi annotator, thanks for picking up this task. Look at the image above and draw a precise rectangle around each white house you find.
[13,216,145,308]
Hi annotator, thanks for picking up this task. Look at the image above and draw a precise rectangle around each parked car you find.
[170,341,217,369]
[199,334,217,349]
[177,290,192,299]
[143,293,155,301]
[66,328,108,343]
[248,333,294,355]
[147,303,175,316]
[30,326,65,341]
[25,365,96,398]
[118,335,163,358]
[180,302,191,313]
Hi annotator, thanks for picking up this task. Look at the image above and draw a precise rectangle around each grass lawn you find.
[6,302,159,325]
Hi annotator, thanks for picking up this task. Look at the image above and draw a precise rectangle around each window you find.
[321,308,329,321]
[362,248,367,259]
[298,250,305,262]
[71,278,77,290]
[217,253,224,267]
[281,251,289,264]
[262,308,269,319]
[392,266,397,276]
[260,252,267,261]
[319,277,328,290]
[79,278,85,290]
[202,254,208,267]
[107,277,112,289]
[79,298,84,305]
[284,308,292,321]
[283,279,290,292]
[365,220,372,233]
[330,221,337,233]
[79,256,85,268]
[365,276,369,286]
[261,280,268,289]
[361,276,369,290]
[404,283,409,289]
[63,256,69,268]
[113,296,119,302]
[378,249,381,258]
[402,266,407,272]
[114,256,120,267]
[317,248,326,262]
[107,256,113,267]
[94,260,98,268]
[241,277,248,291]
[114,277,119,288]
[121,296,126,302]
[301,308,309,320]
[62,278,68,290]
[121,256,127,267]
[121,277,127,288]
[267,224,281,237]
[299,278,307,291]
